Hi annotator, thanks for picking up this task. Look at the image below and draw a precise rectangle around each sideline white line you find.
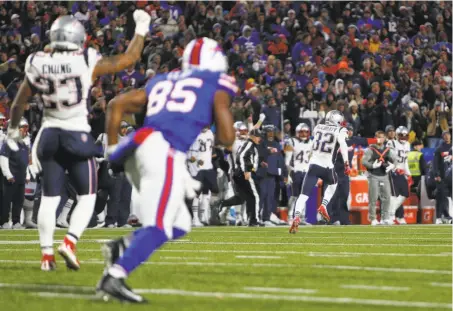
[243,286,317,294]
[5,284,446,309]
[341,285,410,291]
[235,255,282,259]
[0,248,450,257]
[0,260,449,275]
[0,233,449,239]
[430,282,453,287]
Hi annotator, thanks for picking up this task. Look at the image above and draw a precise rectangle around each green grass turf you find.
[0,225,451,311]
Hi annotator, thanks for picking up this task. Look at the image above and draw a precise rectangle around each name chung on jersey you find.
[42,64,72,74]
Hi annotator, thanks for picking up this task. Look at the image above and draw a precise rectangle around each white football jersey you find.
[189,129,214,171]
[285,137,312,172]
[387,139,410,174]
[309,124,349,169]
[25,48,102,132]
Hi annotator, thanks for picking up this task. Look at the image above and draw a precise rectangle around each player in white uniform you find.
[285,123,312,224]
[387,126,411,225]
[6,12,151,271]
[290,111,350,233]
[188,126,216,226]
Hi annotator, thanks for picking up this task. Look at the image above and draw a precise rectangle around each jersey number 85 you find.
[147,78,203,116]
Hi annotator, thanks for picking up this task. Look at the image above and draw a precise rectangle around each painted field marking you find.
[0,283,446,309]
[167,241,453,247]
[340,285,410,291]
[430,282,453,287]
[158,256,210,260]
[243,286,317,294]
[235,255,282,259]
[0,260,449,275]
[0,248,450,258]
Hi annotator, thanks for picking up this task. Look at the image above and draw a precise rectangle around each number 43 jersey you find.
[309,124,348,169]
[25,48,102,132]
[143,69,238,153]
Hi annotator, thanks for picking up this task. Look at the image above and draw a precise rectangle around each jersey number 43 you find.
[147,78,203,116]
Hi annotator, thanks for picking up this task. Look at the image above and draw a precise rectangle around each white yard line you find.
[340,285,410,291]
[243,286,317,294]
[158,256,209,260]
[0,239,191,245]
[308,253,360,257]
[235,255,282,259]
[312,264,452,275]
[0,260,449,275]
[0,248,450,257]
[169,241,452,247]
[430,282,453,287]
[1,284,445,309]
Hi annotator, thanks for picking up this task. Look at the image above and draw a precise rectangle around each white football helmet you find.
[50,15,86,51]
[182,37,228,73]
[325,110,345,127]
[295,123,310,140]
[396,126,409,141]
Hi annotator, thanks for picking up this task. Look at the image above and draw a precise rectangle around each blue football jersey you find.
[143,70,238,152]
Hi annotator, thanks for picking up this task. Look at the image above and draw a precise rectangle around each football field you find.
[0,225,451,311]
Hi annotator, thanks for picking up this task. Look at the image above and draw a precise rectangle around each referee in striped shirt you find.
[218,129,263,226]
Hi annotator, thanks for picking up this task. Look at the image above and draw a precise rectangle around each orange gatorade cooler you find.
[421,206,435,224]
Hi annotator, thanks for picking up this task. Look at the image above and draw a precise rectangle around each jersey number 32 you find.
[147,78,203,116]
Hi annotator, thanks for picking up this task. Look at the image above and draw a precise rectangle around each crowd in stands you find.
[0,1,450,227]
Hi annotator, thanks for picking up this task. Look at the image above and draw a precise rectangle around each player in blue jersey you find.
[96,37,236,303]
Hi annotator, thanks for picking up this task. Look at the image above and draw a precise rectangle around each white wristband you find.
[135,24,149,37]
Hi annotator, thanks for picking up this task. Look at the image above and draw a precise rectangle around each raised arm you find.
[91,10,151,81]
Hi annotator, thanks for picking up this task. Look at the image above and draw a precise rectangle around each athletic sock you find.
[38,196,61,255]
[67,193,96,241]
[115,226,168,275]
[322,183,338,206]
[294,194,309,216]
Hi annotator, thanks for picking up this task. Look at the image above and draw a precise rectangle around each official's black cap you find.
[249,129,261,137]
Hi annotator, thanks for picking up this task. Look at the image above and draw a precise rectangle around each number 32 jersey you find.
[25,48,102,132]
[309,124,348,169]
[143,70,238,152]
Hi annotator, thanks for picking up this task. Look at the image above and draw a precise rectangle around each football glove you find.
[108,162,124,178]
[372,160,382,169]
[385,163,395,173]
[133,10,151,37]
[6,127,21,151]
[395,168,405,175]
[344,162,351,175]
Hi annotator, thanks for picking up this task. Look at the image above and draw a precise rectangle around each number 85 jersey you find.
[25,48,102,132]
[309,124,348,169]
[143,69,237,152]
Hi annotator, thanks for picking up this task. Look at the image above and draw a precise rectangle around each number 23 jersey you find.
[25,48,102,132]
[143,69,237,152]
[309,124,348,169]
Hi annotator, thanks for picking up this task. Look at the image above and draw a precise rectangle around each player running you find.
[6,11,151,271]
[290,110,350,233]
[96,37,236,303]
[285,123,312,225]
[387,126,411,225]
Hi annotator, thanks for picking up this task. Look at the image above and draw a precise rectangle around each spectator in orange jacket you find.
[268,34,288,61]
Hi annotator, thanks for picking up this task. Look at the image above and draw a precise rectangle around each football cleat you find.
[370,219,380,226]
[317,205,330,222]
[57,237,80,270]
[289,216,300,234]
[102,238,127,268]
[41,254,57,271]
[97,273,147,304]
[397,218,407,225]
